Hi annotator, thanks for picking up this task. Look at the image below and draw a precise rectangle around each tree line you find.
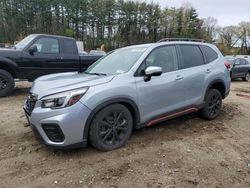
[0,0,249,54]
[0,0,209,50]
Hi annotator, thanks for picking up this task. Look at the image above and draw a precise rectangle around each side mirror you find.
[28,45,38,55]
[144,66,162,82]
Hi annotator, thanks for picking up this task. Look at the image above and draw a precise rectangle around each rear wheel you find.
[0,69,15,97]
[89,104,133,151]
[201,89,222,120]
[242,72,250,81]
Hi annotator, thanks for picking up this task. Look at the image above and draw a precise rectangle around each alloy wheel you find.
[208,93,221,117]
[98,111,129,146]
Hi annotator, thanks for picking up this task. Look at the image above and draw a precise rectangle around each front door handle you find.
[56,57,63,60]
[206,69,211,73]
[176,75,184,80]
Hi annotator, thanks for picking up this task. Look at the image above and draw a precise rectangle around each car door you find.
[239,59,248,76]
[176,44,207,106]
[60,38,81,72]
[20,37,63,79]
[134,45,186,123]
[231,58,242,78]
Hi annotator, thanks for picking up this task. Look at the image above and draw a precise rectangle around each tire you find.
[0,69,15,97]
[242,72,250,81]
[201,89,222,120]
[89,104,133,151]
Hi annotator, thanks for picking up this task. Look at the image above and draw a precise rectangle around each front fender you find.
[82,97,140,141]
[0,56,19,77]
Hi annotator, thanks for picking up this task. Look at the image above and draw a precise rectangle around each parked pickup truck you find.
[0,34,103,97]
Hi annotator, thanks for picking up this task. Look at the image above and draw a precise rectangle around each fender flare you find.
[0,57,19,77]
[83,97,141,141]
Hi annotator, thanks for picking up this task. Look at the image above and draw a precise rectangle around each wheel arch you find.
[83,98,141,141]
[0,58,19,78]
[205,79,226,99]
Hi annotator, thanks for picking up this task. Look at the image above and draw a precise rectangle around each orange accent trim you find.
[146,107,198,127]
[236,93,250,99]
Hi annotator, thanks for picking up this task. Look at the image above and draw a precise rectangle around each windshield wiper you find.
[84,72,107,76]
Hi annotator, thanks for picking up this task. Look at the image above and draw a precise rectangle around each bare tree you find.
[202,17,218,42]
[234,22,250,54]
[220,26,237,47]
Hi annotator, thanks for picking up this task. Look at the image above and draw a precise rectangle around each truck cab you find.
[0,34,103,97]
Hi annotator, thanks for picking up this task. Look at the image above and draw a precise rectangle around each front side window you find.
[31,38,59,54]
[85,47,147,75]
[138,46,178,75]
[179,45,204,69]
[234,59,241,65]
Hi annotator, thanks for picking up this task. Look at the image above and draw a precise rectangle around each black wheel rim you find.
[208,93,221,117]
[0,76,7,90]
[98,111,128,146]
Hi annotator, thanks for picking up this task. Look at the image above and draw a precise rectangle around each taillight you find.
[224,61,231,69]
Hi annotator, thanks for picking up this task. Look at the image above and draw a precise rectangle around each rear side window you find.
[240,59,247,65]
[63,39,77,54]
[179,45,204,69]
[200,45,218,63]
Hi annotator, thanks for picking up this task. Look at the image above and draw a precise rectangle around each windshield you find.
[85,47,147,75]
[15,35,36,50]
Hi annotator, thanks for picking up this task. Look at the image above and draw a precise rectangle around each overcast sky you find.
[143,0,250,26]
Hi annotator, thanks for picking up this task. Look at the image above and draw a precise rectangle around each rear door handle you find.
[206,69,211,73]
[176,75,184,80]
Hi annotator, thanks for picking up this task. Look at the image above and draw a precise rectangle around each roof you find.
[29,34,75,40]
[122,40,211,50]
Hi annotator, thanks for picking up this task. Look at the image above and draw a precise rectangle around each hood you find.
[0,48,22,58]
[31,72,115,99]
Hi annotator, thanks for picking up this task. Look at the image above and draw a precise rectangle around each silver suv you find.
[24,40,231,151]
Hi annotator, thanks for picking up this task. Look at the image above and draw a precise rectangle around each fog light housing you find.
[42,124,65,142]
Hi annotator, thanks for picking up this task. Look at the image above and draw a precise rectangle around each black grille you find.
[42,124,65,142]
[24,94,37,115]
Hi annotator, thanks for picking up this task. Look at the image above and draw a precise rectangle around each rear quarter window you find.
[240,59,247,65]
[62,39,78,54]
[179,45,205,69]
[200,45,218,63]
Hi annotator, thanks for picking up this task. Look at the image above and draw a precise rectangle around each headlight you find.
[41,87,89,109]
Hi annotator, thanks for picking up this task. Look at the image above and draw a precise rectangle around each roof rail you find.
[157,38,206,43]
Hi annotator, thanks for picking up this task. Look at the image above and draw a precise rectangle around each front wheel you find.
[89,104,133,151]
[0,69,15,97]
[201,89,222,120]
[242,72,250,81]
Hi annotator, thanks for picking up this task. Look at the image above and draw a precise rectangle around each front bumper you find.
[24,101,92,149]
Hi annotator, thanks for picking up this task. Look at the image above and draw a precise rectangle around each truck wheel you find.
[201,89,222,120]
[89,104,133,151]
[0,69,15,97]
[242,72,250,81]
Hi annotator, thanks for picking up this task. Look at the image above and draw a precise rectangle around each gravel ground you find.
[1,81,250,188]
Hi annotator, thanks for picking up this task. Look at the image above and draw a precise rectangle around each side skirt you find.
[137,105,203,129]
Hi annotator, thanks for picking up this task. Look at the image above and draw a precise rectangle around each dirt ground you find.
[1,81,250,188]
